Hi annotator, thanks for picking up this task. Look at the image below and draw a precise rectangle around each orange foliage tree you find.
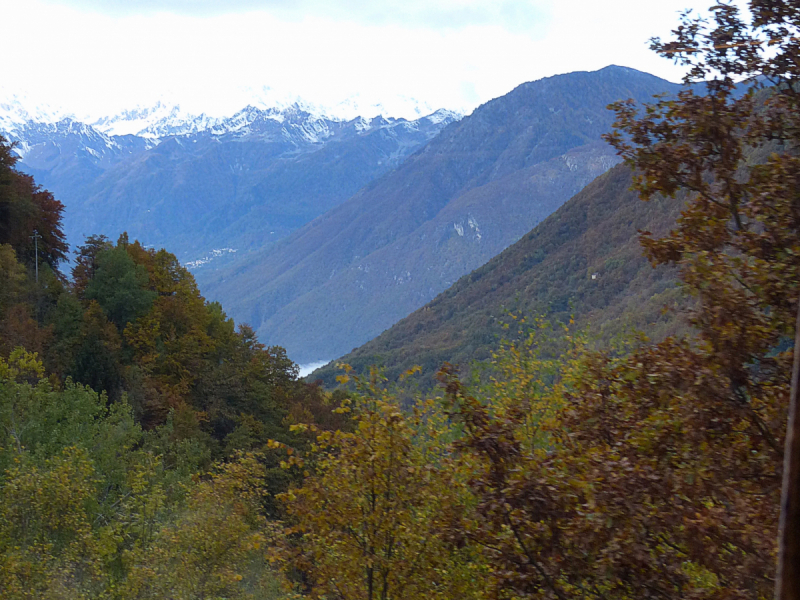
[441,1,800,598]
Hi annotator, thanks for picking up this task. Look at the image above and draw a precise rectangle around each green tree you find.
[70,301,124,401]
[72,235,112,300]
[0,244,25,315]
[0,350,287,599]
[84,239,155,330]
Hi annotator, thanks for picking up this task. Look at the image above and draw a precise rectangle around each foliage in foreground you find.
[276,367,484,600]
[0,350,288,600]
[279,2,800,599]
[438,1,798,598]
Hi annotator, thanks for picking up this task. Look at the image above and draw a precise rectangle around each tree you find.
[0,136,68,272]
[278,368,483,600]
[0,244,25,314]
[442,1,800,598]
[605,2,800,595]
[0,350,287,599]
[69,301,124,401]
[84,239,156,330]
[121,454,278,600]
[72,235,112,299]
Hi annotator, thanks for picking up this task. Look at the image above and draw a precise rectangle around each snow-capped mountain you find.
[7,118,152,166]
[0,93,75,137]
[91,102,224,139]
[87,101,461,145]
[1,88,461,149]
[2,99,461,177]
[0,97,461,271]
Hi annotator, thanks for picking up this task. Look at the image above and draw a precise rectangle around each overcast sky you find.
[1,0,736,120]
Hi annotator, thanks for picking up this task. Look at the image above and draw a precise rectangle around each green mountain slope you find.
[310,164,685,386]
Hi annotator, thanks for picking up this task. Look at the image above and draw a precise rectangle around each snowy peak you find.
[0,93,74,136]
[1,96,462,177]
[199,105,460,146]
[2,91,463,151]
[91,102,224,139]
[6,117,152,166]
[87,100,461,145]
[424,108,461,125]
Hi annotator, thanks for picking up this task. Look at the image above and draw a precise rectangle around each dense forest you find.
[0,131,348,597]
[2,0,800,598]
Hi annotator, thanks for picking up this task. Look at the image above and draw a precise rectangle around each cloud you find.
[44,0,549,34]
[1,0,730,122]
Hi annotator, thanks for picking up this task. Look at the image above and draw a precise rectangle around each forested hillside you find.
[0,135,331,439]
[203,66,681,364]
[1,0,798,596]
[0,135,343,597]
[311,163,685,387]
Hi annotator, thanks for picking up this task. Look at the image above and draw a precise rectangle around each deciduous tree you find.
[278,368,483,600]
[443,1,800,597]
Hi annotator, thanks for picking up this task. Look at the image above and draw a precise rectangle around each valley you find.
[2,65,681,367]
[198,66,681,363]
[2,6,795,588]
[2,101,459,269]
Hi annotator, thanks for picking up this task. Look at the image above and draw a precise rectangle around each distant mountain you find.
[200,66,682,365]
[310,164,685,386]
[90,102,225,138]
[75,108,459,263]
[1,102,459,266]
[0,94,74,135]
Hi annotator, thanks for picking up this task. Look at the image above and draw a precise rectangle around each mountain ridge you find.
[200,65,682,364]
[2,104,460,267]
[310,163,685,386]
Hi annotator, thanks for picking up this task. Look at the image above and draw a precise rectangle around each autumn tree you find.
[278,368,484,600]
[0,136,67,272]
[607,2,800,593]
[121,455,280,600]
[442,1,800,598]
[0,349,288,599]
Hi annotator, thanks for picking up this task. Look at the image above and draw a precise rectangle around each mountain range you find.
[1,99,459,268]
[200,66,682,365]
[2,65,684,371]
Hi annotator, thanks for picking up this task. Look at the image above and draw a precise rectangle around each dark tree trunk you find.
[777,302,800,599]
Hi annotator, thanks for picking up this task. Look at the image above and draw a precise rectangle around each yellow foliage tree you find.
[121,454,282,600]
[278,368,484,600]
[0,447,106,600]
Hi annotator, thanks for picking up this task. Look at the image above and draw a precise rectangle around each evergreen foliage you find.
[84,241,155,329]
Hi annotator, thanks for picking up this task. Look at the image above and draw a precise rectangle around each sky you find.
[1,0,740,121]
